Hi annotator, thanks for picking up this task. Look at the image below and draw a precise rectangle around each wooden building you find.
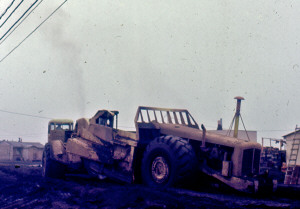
[283,130,300,166]
[0,140,44,162]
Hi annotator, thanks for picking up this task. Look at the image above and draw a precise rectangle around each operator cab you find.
[48,119,74,142]
[90,110,119,129]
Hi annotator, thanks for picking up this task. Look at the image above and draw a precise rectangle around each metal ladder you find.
[285,127,300,184]
[289,127,300,167]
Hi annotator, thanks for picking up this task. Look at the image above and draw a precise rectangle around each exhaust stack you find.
[233,96,244,138]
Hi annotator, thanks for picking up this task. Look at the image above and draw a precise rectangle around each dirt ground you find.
[0,163,299,209]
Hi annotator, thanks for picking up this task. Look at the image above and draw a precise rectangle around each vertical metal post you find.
[280,139,283,151]
[233,96,244,138]
[116,114,118,130]
[270,139,272,147]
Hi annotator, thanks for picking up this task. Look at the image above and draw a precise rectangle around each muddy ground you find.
[0,164,299,209]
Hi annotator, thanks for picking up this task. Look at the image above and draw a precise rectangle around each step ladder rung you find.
[288,132,300,166]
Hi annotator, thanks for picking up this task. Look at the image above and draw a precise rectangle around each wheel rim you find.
[151,156,169,184]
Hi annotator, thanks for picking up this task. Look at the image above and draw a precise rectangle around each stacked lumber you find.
[260,147,285,173]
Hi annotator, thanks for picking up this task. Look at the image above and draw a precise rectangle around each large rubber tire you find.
[141,136,196,188]
[42,144,66,179]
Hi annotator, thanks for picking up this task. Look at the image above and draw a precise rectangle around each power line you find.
[257,129,294,132]
[0,0,38,42]
[0,0,44,46]
[0,0,24,28]
[0,0,15,20]
[0,109,52,119]
[0,0,68,64]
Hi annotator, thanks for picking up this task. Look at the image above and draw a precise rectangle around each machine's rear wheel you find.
[141,136,196,187]
[42,144,66,178]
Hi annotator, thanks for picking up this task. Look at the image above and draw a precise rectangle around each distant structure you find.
[207,117,257,142]
[283,128,300,166]
[217,118,222,130]
[0,140,44,162]
[283,127,300,185]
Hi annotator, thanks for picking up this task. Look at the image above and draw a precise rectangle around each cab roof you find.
[48,119,73,124]
[92,110,119,118]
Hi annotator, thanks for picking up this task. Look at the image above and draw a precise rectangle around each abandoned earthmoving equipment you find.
[43,106,276,193]
[43,119,74,178]
[48,119,74,142]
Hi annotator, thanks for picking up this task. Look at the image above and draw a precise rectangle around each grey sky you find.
[0,0,299,145]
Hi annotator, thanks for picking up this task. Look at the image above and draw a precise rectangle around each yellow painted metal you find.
[233,97,244,138]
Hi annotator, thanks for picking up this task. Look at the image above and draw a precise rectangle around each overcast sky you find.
[0,0,299,145]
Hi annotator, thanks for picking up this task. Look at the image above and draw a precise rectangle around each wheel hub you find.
[151,156,169,183]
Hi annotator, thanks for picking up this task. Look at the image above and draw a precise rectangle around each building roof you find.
[0,140,44,149]
[282,130,300,138]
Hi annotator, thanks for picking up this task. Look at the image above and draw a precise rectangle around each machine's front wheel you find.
[141,136,196,188]
[42,144,66,178]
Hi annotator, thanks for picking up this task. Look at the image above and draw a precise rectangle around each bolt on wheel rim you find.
[151,156,169,183]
